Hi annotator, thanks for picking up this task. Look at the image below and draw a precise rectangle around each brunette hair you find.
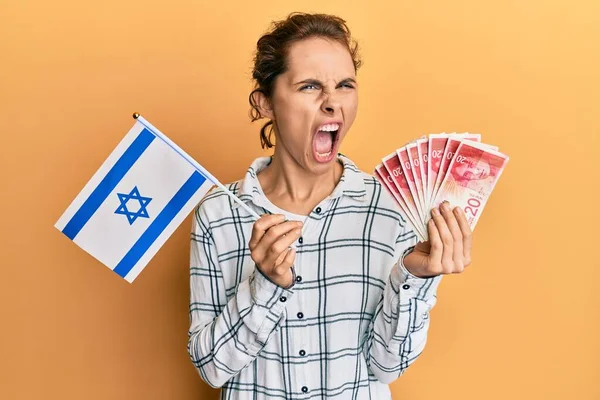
[249,12,362,149]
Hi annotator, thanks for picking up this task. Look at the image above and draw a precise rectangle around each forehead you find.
[284,37,356,80]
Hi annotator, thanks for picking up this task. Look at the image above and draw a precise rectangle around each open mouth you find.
[313,123,341,162]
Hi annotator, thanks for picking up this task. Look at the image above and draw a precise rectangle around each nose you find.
[321,92,341,115]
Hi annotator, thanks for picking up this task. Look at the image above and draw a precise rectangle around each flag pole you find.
[132,113,262,221]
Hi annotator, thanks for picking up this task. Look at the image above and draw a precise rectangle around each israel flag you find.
[55,115,219,283]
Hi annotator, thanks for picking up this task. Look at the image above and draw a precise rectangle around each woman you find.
[188,12,472,399]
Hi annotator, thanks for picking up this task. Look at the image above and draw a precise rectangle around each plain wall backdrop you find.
[1,0,599,399]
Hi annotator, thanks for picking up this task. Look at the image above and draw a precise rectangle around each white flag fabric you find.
[55,119,215,282]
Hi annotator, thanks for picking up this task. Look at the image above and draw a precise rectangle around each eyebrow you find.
[293,77,357,86]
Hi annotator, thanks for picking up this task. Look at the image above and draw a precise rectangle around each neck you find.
[257,150,343,214]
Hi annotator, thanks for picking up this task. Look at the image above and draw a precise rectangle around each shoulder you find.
[193,179,244,231]
[355,168,414,231]
[358,169,399,211]
[337,154,403,219]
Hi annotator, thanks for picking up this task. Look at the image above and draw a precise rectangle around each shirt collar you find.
[232,153,368,210]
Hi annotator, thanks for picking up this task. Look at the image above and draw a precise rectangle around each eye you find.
[340,82,355,89]
[300,84,319,91]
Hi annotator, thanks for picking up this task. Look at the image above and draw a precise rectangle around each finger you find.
[274,248,297,276]
[263,228,302,269]
[440,202,464,272]
[249,214,285,250]
[259,220,303,253]
[427,218,443,272]
[274,247,291,269]
[432,205,454,273]
[453,206,473,265]
[251,220,301,265]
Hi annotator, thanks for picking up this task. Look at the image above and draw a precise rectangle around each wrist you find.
[401,247,438,279]
[256,264,295,289]
[250,266,295,308]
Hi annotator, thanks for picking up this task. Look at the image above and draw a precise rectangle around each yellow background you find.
[1,0,599,399]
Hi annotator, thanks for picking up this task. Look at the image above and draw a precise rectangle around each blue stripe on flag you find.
[113,170,206,279]
[62,128,156,240]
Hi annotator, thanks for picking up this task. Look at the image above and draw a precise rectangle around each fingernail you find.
[296,229,302,235]
[442,202,450,211]
[453,207,462,214]
[432,208,440,216]
[297,221,303,226]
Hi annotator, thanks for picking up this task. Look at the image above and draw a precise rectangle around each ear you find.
[251,90,275,120]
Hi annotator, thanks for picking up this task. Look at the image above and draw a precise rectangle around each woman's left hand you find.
[403,201,473,278]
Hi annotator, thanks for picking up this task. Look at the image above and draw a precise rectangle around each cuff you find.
[251,266,295,308]
[391,247,442,302]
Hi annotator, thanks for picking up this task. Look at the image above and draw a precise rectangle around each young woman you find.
[188,12,473,399]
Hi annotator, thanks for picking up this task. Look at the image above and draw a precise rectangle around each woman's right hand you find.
[248,214,303,288]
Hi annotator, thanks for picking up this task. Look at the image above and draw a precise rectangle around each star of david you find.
[114,186,152,225]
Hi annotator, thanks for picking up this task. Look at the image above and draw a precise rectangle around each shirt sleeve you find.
[186,205,293,388]
[364,231,443,384]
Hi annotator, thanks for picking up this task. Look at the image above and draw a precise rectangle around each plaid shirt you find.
[187,155,442,399]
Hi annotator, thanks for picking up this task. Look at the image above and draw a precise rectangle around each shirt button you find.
[296,275,302,283]
[298,237,303,244]
[280,296,287,302]
[315,207,322,214]
[402,284,410,290]
[297,312,304,319]
[301,386,309,393]
[299,349,306,356]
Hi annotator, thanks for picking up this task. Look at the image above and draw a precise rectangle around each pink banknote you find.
[397,147,426,223]
[374,166,426,242]
[431,141,509,230]
[427,133,450,211]
[377,132,508,243]
[430,134,481,210]
[416,138,429,212]
[381,153,424,231]
[406,143,427,220]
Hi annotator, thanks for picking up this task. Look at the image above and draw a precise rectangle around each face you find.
[453,159,491,182]
[260,37,358,174]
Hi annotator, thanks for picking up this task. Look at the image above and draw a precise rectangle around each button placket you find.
[291,242,309,396]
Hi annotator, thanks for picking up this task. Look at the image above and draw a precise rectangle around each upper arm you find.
[189,204,227,334]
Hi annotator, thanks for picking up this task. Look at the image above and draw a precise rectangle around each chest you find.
[212,207,401,306]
